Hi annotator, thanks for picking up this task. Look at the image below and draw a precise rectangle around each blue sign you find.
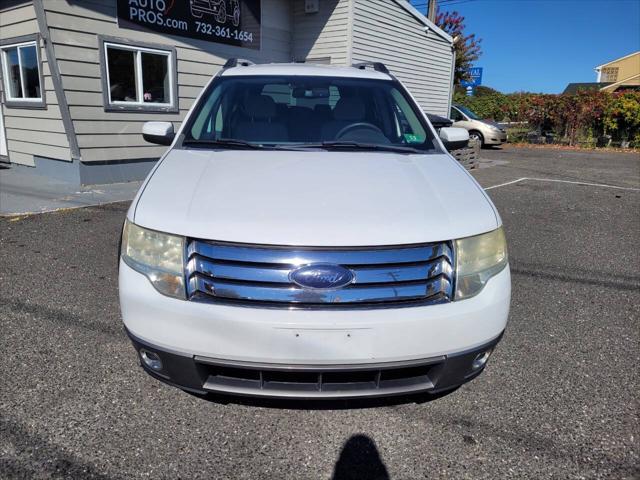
[461,67,483,87]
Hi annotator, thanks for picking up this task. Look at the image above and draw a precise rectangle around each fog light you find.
[472,349,493,370]
[140,349,163,371]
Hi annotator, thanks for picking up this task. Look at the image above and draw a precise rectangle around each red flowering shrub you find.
[453,90,640,146]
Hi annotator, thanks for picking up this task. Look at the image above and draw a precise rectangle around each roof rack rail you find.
[223,58,255,69]
[352,61,389,74]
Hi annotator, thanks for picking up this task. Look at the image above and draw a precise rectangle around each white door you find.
[0,103,7,157]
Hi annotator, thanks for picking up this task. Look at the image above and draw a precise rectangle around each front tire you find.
[469,130,484,147]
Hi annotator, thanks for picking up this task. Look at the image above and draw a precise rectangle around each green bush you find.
[453,89,640,147]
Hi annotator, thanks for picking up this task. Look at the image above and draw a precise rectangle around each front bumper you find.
[128,329,503,398]
[120,260,510,398]
[485,131,508,145]
[191,0,219,13]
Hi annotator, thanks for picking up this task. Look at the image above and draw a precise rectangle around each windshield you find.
[455,105,480,120]
[182,75,439,152]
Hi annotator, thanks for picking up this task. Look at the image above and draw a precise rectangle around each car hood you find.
[482,119,503,129]
[133,149,498,246]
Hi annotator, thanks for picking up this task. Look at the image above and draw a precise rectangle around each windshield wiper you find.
[182,138,425,153]
[182,138,269,150]
[286,141,423,154]
[324,141,423,153]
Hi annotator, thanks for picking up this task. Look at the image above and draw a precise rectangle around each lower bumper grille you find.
[195,357,444,398]
[126,328,505,399]
[185,240,455,308]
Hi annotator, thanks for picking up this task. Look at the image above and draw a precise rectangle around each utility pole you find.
[427,0,437,22]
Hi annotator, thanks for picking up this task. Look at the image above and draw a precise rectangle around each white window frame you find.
[102,40,176,112]
[0,39,44,106]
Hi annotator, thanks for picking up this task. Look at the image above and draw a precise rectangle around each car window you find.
[390,89,427,144]
[450,107,463,121]
[455,105,480,120]
[185,75,439,152]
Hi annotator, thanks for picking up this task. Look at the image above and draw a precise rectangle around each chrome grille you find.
[185,240,454,308]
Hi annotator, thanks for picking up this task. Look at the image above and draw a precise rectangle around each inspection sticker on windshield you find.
[404,134,422,143]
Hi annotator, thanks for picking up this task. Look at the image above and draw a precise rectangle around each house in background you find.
[562,50,639,94]
[562,82,611,94]
[595,51,640,92]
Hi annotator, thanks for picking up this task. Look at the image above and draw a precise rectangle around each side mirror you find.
[142,121,175,146]
[439,127,469,151]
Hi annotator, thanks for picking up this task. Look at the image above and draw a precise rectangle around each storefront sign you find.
[461,67,483,87]
[117,0,261,50]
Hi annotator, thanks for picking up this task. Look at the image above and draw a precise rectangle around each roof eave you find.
[392,0,454,44]
[600,73,640,91]
[595,50,640,70]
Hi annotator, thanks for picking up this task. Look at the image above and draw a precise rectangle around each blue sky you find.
[410,0,640,93]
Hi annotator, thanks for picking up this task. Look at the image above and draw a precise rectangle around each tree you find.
[435,10,482,85]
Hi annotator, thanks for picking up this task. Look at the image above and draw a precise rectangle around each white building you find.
[0,0,454,184]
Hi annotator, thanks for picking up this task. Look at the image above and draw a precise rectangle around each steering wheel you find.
[335,122,384,140]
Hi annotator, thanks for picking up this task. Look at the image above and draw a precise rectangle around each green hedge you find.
[453,90,640,147]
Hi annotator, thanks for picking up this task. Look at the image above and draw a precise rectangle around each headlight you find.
[121,219,186,299]
[454,227,508,300]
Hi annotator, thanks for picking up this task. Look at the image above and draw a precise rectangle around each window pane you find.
[391,89,426,144]
[141,52,169,104]
[4,47,22,98]
[107,47,137,102]
[186,76,438,150]
[19,45,40,98]
[190,85,222,139]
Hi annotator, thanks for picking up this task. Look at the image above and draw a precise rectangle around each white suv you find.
[119,60,511,399]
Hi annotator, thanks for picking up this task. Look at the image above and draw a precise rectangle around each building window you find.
[102,41,176,111]
[0,39,44,106]
[601,67,619,83]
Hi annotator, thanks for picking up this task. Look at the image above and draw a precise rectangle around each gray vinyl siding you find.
[43,0,292,163]
[0,1,70,166]
[351,0,454,117]
[291,0,350,65]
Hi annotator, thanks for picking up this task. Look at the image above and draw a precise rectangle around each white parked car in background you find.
[119,60,511,400]
[450,104,507,147]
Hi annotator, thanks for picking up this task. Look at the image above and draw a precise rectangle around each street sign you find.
[461,67,483,87]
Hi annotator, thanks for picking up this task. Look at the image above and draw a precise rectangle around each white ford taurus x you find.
[119,60,510,399]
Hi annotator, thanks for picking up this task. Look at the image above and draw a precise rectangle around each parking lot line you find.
[485,177,640,191]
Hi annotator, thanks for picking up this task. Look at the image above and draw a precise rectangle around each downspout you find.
[346,0,355,65]
[289,0,295,61]
[447,43,456,116]
[33,0,81,161]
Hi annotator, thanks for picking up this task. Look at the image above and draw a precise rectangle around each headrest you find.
[289,106,312,119]
[333,97,365,121]
[314,104,332,115]
[244,94,276,119]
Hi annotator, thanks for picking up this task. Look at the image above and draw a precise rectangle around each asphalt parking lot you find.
[1,146,638,479]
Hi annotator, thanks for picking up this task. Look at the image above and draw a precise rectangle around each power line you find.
[411,0,480,9]
[439,0,480,5]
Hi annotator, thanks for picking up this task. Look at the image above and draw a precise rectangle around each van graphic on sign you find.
[190,0,241,27]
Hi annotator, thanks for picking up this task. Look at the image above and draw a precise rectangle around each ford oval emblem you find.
[290,264,355,290]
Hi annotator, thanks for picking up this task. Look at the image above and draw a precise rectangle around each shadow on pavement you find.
[331,434,390,480]
[0,416,122,480]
